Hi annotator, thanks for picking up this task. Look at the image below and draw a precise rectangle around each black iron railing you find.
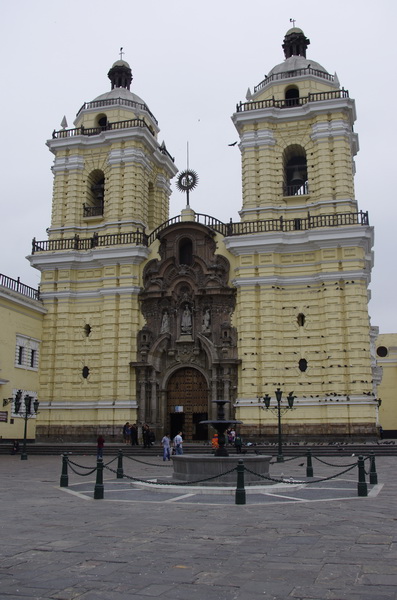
[283,182,309,197]
[32,231,147,254]
[76,97,158,125]
[32,211,369,254]
[83,203,104,218]
[254,67,335,93]
[52,118,156,139]
[236,89,349,113]
[0,274,40,300]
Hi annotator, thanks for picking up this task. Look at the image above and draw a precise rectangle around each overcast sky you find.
[0,0,395,333]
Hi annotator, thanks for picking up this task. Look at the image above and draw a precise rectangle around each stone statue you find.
[181,304,192,334]
[160,310,170,334]
[202,308,211,332]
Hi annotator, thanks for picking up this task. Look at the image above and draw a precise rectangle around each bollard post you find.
[60,453,69,487]
[235,459,246,505]
[306,449,314,478]
[369,452,378,485]
[116,449,124,479]
[357,455,367,497]
[94,458,104,500]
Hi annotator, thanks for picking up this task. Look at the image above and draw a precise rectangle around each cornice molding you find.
[232,97,357,131]
[28,245,151,271]
[0,287,46,314]
[224,225,374,257]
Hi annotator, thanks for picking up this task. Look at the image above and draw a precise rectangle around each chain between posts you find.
[244,463,357,484]
[124,454,173,467]
[103,463,238,485]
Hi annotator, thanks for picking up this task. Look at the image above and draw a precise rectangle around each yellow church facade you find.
[28,28,380,442]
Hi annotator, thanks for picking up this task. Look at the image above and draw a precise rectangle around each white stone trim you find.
[239,128,276,149]
[108,147,153,171]
[29,246,151,272]
[0,287,46,314]
[39,399,138,410]
[52,155,85,173]
[235,395,377,406]
[232,97,357,131]
[224,226,374,256]
[40,286,142,300]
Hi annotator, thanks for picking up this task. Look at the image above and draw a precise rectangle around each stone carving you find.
[181,304,192,334]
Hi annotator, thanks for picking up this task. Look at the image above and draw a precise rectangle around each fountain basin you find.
[172,455,272,486]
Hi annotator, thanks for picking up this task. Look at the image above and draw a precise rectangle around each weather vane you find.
[176,142,198,206]
[290,18,296,27]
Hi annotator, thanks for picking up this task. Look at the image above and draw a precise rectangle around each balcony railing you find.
[32,211,369,254]
[236,89,349,113]
[52,118,156,139]
[83,203,104,218]
[32,231,147,254]
[254,67,335,93]
[283,182,309,197]
[0,274,40,300]
[76,97,158,125]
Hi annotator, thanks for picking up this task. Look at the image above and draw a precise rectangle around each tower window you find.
[297,313,305,327]
[283,145,308,196]
[97,114,108,129]
[84,324,92,337]
[179,238,193,266]
[84,170,105,217]
[285,86,300,107]
[82,366,90,379]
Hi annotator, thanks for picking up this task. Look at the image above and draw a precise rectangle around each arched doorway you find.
[167,367,208,441]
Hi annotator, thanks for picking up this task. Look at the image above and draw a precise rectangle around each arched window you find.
[179,238,193,265]
[283,145,308,196]
[285,86,300,107]
[84,170,105,217]
[97,114,108,130]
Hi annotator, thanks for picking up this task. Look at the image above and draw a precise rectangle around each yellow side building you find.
[0,274,45,443]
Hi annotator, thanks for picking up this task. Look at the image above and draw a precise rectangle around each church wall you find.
[35,260,145,440]
[376,333,397,437]
[0,287,44,441]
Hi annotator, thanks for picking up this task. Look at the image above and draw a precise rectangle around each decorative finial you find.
[289,18,296,27]
[119,47,124,60]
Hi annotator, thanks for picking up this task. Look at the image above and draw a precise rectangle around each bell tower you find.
[30,58,177,440]
[47,58,177,239]
[227,28,377,439]
[233,26,358,224]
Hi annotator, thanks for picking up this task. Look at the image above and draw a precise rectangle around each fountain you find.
[171,400,272,485]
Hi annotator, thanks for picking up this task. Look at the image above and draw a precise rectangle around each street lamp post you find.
[260,388,295,462]
[4,391,39,460]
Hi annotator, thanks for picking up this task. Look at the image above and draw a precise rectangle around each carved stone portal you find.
[132,222,239,441]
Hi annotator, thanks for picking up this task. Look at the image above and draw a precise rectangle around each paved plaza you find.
[1,451,397,599]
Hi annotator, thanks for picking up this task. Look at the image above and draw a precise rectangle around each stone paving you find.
[1,451,397,599]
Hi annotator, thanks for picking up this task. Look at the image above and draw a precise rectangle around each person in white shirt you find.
[173,431,183,455]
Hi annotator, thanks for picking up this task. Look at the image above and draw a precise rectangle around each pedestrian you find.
[211,433,219,450]
[130,423,138,445]
[234,433,243,454]
[142,424,150,448]
[97,434,105,459]
[122,422,130,444]
[173,431,183,455]
[11,440,19,455]
[161,433,171,461]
